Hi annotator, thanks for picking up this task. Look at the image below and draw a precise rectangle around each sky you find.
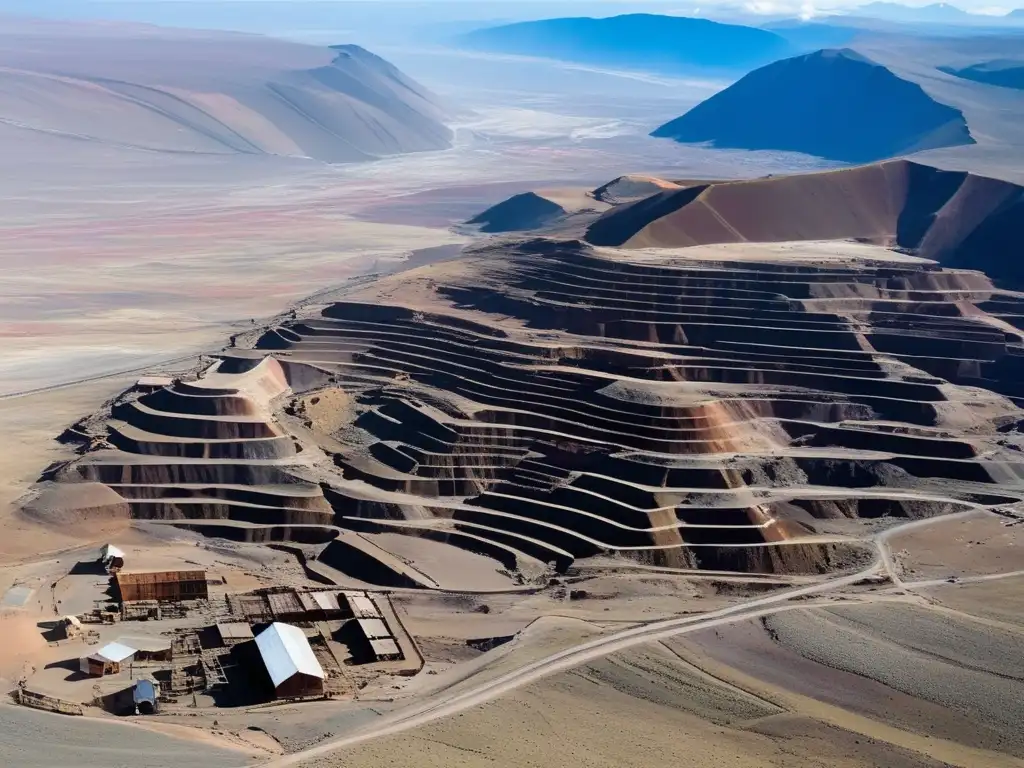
[0,0,1020,30]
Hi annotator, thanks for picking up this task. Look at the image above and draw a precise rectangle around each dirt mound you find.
[652,48,974,163]
[591,175,683,204]
[467,193,569,234]
[585,159,1024,285]
[0,23,450,163]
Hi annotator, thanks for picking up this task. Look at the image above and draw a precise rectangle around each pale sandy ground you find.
[888,511,1024,580]
[922,573,1024,628]
[289,578,1024,768]
[621,240,936,265]
[298,633,1019,768]
[0,703,250,768]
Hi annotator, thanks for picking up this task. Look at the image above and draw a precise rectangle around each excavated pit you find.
[36,163,1024,585]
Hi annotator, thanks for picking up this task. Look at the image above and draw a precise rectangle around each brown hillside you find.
[585,160,1024,284]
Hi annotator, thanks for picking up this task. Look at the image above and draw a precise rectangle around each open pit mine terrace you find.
[46,183,1024,581]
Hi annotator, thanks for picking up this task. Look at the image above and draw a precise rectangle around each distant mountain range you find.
[941,60,1024,90]
[846,2,1024,23]
[0,21,452,163]
[851,2,968,21]
[651,48,974,163]
[457,13,793,73]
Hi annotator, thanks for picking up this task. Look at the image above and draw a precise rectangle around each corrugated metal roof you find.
[255,622,325,687]
[216,622,254,640]
[134,679,158,703]
[348,595,381,618]
[356,618,391,640]
[369,638,400,658]
[313,591,341,612]
[115,635,171,652]
[90,642,136,663]
[297,592,319,613]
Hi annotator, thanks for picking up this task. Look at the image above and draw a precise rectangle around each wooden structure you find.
[116,570,208,603]
[228,589,375,622]
[16,688,84,716]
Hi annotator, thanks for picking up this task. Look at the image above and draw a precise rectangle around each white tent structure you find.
[254,622,325,698]
[80,641,136,676]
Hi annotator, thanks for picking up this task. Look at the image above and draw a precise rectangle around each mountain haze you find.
[0,20,452,163]
[652,48,974,163]
[848,2,971,22]
[940,60,1024,90]
[457,14,792,73]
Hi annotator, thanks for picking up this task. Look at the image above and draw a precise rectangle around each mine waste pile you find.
[36,160,1024,584]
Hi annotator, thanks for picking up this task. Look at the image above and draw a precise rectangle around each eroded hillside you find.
[36,169,1024,586]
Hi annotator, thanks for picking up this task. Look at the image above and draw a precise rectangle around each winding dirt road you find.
[255,510,1004,767]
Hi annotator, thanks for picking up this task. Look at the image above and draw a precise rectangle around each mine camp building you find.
[116,635,172,662]
[353,617,403,662]
[255,622,326,698]
[116,569,208,603]
[80,642,136,677]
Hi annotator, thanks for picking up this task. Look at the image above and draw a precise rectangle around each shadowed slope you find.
[652,49,974,163]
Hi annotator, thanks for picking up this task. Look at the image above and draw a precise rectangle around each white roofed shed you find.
[255,622,326,698]
[80,641,136,676]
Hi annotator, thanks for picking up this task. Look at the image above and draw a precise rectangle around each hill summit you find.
[652,48,974,163]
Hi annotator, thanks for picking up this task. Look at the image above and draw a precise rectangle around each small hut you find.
[80,642,136,677]
[100,544,125,573]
